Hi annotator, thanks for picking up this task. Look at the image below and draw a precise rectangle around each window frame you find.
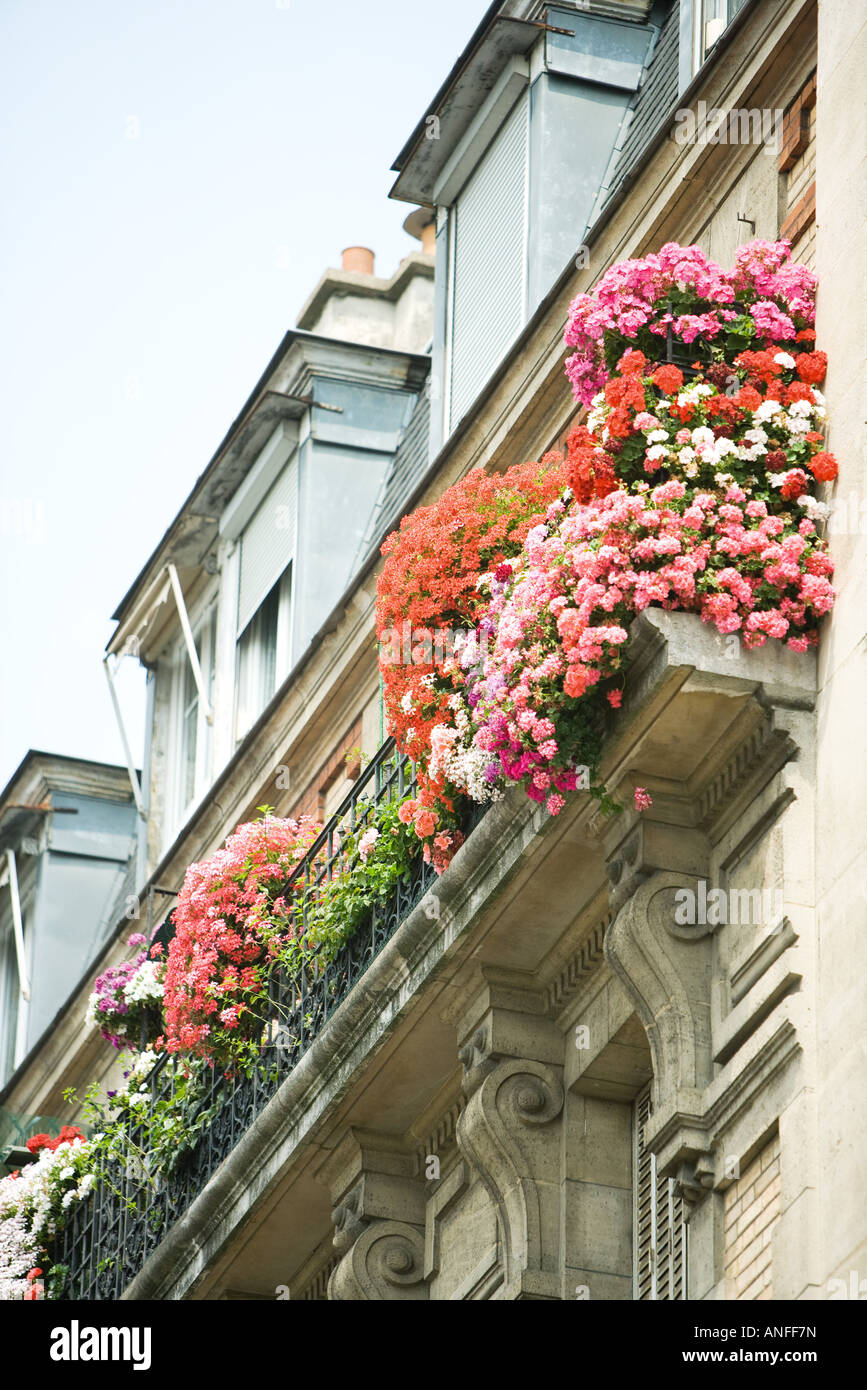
[693,0,746,72]
[233,561,294,746]
[169,599,218,834]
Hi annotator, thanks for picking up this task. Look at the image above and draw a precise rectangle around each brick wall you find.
[723,1133,781,1299]
[779,72,817,267]
[284,715,363,823]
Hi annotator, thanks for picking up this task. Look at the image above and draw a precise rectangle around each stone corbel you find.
[453,976,565,1298]
[673,1152,716,1211]
[604,870,718,1201]
[316,1129,429,1300]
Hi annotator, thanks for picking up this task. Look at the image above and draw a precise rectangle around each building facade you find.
[1,0,864,1302]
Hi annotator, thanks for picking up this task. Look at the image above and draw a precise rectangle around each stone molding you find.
[316,1129,429,1301]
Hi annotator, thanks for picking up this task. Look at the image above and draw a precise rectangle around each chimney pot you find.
[341,246,375,275]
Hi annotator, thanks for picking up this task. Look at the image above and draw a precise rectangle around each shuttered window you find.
[448,90,529,430]
[237,454,298,636]
[634,1085,686,1300]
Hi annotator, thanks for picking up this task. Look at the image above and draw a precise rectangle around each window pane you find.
[0,931,20,1084]
[235,576,282,742]
[181,653,199,808]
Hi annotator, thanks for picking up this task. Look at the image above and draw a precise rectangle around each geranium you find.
[85,934,165,1051]
[0,1129,95,1300]
[462,477,832,811]
[377,457,569,782]
[564,239,817,405]
[162,815,320,1067]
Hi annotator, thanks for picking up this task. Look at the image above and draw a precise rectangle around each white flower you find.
[645,445,667,461]
[773,351,796,369]
[788,399,813,417]
[646,429,669,444]
[691,426,715,447]
[785,414,811,435]
[400,692,413,714]
[797,495,830,520]
[755,399,783,421]
[743,427,768,445]
[678,447,696,464]
[714,436,739,457]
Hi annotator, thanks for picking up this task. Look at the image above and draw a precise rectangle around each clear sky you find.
[0,0,478,789]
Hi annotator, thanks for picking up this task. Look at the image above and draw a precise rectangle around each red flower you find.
[652,364,683,395]
[795,351,827,385]
[26,1268,43,1280]
[808,451,838,483]
[617,348,647,376]
[780,469,810,499]
[606,690,622,708]
[735,384,762,412]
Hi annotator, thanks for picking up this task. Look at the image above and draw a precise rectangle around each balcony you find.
[56,610,816,1300]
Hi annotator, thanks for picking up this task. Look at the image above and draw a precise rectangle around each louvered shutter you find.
[449,90,529,430]
[237,455,298,635]
[634,1085,686,1300]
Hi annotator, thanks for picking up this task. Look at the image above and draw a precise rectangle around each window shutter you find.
[449,90,529,430]
[634,1084,686,1300]
[237,455,298,636]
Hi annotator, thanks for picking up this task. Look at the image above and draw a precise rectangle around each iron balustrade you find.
[56,739,487,1300]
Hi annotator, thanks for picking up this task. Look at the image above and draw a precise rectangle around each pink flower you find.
[357,828,380,861]
[634,787,653,812]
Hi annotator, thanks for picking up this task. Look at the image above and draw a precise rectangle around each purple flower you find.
[483,763,500,784]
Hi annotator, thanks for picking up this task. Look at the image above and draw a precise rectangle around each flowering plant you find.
[570,348,833,515]
[376,240,835,824]
[297,793,464,967]
[564,239,817,405]
[86,933,165,1049]
[377,457,568,776]
[162,814,320,1068]
[0,1128,94,1300]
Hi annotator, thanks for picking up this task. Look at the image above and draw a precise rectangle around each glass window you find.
[235,565,292,743]
[175,608,216,825]
[697,0,748,68]
[0,928,20,1083]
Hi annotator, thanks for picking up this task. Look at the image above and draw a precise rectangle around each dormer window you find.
[390,8,656,449]
[446,84,530,431]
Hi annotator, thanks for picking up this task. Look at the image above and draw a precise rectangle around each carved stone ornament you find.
[328,1221,428,1301]
[457,1059,565,1296]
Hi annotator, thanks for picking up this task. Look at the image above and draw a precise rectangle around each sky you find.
[0,0,478,790]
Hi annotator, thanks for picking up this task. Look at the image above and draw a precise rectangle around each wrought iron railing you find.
[56,739,487,1300]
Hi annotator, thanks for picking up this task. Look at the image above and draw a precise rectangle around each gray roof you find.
[606,0,680,202]
[352,379,432,572]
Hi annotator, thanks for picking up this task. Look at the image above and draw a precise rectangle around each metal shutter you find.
[237,454,298,635]
[449,90,529,430]
[634,1085,686,1300]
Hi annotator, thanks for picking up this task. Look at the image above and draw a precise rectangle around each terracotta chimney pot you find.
[341,246,375,275]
